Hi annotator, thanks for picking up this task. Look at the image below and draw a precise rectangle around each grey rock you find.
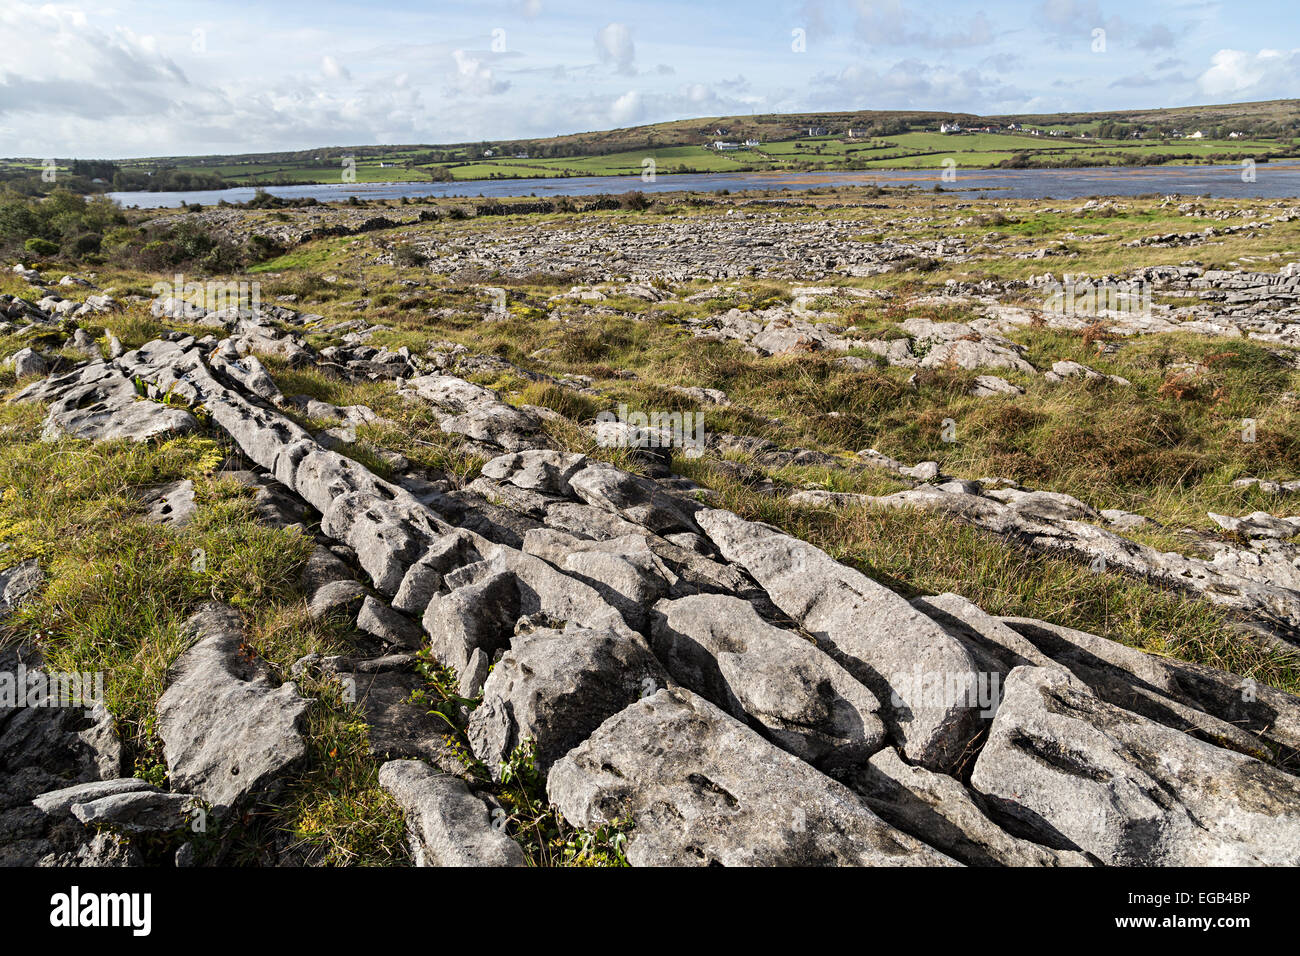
[10,347,47,379]
[970,374,1023,397]
[0,648,121,806]
[17,361,198,443]
[450,546,635,638]
[0,559,43,618]
[307,579,369,620]
[853,748,1092,867]
[1101,508,1154,531]
[522,529,668,629]
[651,594,886,772]
[422,567,519,696]
[139,479,197,528]
[1000,615,1300,761]
[70,790,195,834]
[31,778,157,818]
[400,374,548,452]
[392,530,481,615]
[378,759,527,866]
[37,830,140,867]
[480,450,588,497]
[542,501,647,540]
[547,687,958,867]
[986,488,1102,523]
[356,596,424,649]
[157,604,311,813]
[298,544,354,594]
[970,666,1300,865]
[695,508,984,771]
[567,461,701,535]
[467,624,668,776]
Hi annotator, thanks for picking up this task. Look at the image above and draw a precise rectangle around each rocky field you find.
[3,187,1300,867]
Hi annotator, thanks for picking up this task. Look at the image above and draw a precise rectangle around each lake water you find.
[109,163,1300,209]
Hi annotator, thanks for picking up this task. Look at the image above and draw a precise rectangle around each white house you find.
[940,122,962,134]
[713,141,741,151]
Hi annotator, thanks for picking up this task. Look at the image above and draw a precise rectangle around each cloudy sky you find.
[0,0,1296,159]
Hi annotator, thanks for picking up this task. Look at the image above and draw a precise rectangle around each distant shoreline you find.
[103,156,1297,195]
[104,164,1300,208]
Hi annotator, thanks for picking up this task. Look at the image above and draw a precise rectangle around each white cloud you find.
[321,56,351,81]
[596,23,636,75]
[813,58,1023,111]
[1198,48,1300,97]
[450,49,509,96]
[854,0,995,49]
[0,4,175,81]
[610,89,643,125]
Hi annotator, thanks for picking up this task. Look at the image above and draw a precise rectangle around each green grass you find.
[0,403,408,864]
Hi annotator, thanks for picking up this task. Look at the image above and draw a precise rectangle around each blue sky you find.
[0,0,1296,158]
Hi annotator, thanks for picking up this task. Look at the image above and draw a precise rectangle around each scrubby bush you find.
[618,190,651,211]
[23,237,58,257]
[393,243,427,267]
[0,188,124,261]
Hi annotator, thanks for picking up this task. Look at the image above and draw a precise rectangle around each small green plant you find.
[24,237,58,257]
[408,653,632,866]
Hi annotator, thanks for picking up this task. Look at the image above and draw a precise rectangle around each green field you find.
[8,99,1296,193]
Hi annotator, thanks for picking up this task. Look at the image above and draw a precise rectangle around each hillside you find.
[5,100,1299,194]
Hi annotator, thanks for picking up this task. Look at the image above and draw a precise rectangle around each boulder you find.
[157,605,311,813]
[547,687,958,867]
[423,567,519,697]
[468,624,668,776]
[10,348,47,379]
[70,790,195,834]
[970,666,1300,865]
[378,759,526,866]
[853,748,1092,867]
[307,579,369,620]
[356,596,424,649]
[521,529,668,629]
[17,362,198,443]
[31,778,156,818]
[695,509,985,771]
[651,594,886,771]
[567,461,701,535]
